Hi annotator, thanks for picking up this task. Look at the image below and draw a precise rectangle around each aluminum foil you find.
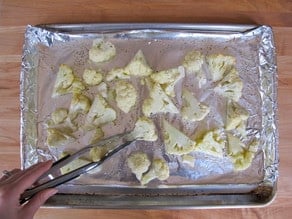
[20,24,278,198]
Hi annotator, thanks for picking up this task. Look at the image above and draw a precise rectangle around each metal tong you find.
[20,132,135,204]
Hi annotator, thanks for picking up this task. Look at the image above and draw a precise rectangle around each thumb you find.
[21,188,58,219]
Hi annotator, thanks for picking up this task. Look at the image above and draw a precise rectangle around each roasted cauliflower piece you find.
[86,94,117,127]
[125,50,153,77]
[227,133,258,171]
[227,133,245,155]
[89,128,104,144]
[196,69,207,88]
[140,158,170,185]
[150,66,185,97]
[195,129,225,157]
[52,64,74,97]
[183,50,204,73]
[206,54,236,82]
[83,69,103,86]
[67,77,86,94]
[60,152,90,175]
[214,68,243,101]
[150,68,180,84]
[131,117,158,141]
[46,128,73,147]
[55,64,74,87]
[89,146,107,162]
[96,82,108,98]
[106,50,152,81]
[87,129,106,163]
[49,108,68,125]
[127,152,151,181]
[163,120,195,155]
[142,82,179,117]
[114,80,137,113]
[181,89,210,122]
[226,101,249,135]
[106,67,130,81]
[182,51,207,87]
[89,39,116,63]
[52,64,86,97]
[69,93,91,120]
[46,109,78,133]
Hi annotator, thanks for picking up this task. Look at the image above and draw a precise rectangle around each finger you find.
[9,168,22,175]
[21,188,58,219]
[1,170,25,185]
[5,162,47,184]
[0,169,22,183]
[12,160,53,194]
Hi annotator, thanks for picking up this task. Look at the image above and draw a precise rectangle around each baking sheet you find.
[20,23,278,208]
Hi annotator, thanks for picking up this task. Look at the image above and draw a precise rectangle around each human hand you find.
[0,161,58,219]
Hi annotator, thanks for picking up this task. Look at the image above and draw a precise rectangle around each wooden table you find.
[0,1,291,218]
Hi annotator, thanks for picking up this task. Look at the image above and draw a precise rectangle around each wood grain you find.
[0,1,291,218]
[0,0,292,27]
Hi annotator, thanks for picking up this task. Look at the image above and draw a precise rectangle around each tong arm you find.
[20,138,135,204]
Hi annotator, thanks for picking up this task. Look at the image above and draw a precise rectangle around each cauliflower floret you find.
[86,94,116,127]
[195,129,225,157]
[140,158,170,185]
[89,146,107,162]
[46,109,78,133]
[235,121,248,137]
[54,64,74,88]
[52,64,74,97]
[106,68,130,81]
[69,93,91,120]
[142,82,179,117]
[182,51,206,87]
[163,120,195,155]
[196,69,207,88]
[46,128,73,147]
[181,89,210,122]
[59,152,90,174]
[127,152,151,181]
[89,39,116,63]
[83,69,103,86]
[182,154,196,167]
[206,54,236,82]
[52,64,86,97]
[87,129,109,163]
[151,68,180,84]
[214,68,243,101]
[67,77,86,94]
[226,101,249,134]
[227,133,245,155]
[114,80,137,113]
[106,50,152,81]
[131,117,158,141]
[124,50,153,77]
[89,128,104,144]
[96,82,108,98]
[49,108,68,125]
[150,66,185,97]
[183,51,204,73]
[231,150,256,171]
[227,134,258,171]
